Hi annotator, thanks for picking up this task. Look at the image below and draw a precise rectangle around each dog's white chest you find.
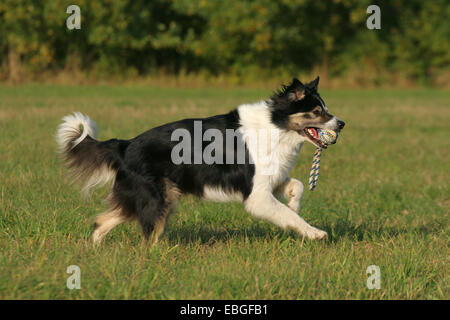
[237,102,305,192]
[267,132,303,189]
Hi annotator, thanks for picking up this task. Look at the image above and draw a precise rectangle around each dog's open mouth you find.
[304,127,328,149]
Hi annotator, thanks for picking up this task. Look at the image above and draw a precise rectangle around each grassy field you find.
[0,85,448,299]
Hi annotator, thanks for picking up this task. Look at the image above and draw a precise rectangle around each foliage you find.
[0,0,448,84]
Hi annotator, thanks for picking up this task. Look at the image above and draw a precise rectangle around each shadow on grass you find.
[163,219,442,245]
[322,219,443,243]
[165,224,277,245]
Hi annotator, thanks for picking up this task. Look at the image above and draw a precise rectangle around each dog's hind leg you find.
[137,201,173,246]
[275,178,304,213]
[92,207,127,244]
[137,178,181,246]
[148,214,169,246]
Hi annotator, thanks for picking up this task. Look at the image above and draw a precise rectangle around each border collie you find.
[56,77,344,245]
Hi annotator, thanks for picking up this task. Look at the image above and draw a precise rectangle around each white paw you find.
[92,230,104,244]
[304,227,328,240]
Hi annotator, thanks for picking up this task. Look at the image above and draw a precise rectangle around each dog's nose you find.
[337,120,345,129]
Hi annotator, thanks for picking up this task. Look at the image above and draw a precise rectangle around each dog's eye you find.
[313,109,321,116]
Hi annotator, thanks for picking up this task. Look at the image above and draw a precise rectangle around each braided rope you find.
[308,147,322,191]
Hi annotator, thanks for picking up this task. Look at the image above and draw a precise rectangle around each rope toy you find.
[308,148,322,191]
[308,129,338,191]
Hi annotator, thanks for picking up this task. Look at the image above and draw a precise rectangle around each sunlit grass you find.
[0,85,448,299]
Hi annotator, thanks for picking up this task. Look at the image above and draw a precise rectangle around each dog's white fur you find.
[202,185,244,202]
[56,112,116,195]
[56,112,98,150]
[238,101,327,239]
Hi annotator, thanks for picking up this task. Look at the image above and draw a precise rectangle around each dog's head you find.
[270,76,345,148]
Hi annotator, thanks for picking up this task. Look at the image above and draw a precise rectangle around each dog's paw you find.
[304,227,328,240]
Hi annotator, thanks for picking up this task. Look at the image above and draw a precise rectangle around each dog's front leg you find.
[244,191,327,240]
[275,178,304,213]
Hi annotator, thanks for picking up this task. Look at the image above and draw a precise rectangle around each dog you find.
[56,77,345,245]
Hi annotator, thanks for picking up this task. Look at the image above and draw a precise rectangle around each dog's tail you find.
[56,112,128,195]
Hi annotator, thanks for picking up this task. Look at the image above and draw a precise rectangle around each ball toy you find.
[318,129,338,144]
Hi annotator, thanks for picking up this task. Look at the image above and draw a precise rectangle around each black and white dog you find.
[57,77,344,244]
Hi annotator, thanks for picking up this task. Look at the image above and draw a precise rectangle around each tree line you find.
[0,0,448,85]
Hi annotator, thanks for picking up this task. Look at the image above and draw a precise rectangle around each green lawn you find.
[0,85,448,299]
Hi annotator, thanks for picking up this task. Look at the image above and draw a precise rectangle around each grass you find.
[0,84,448,299]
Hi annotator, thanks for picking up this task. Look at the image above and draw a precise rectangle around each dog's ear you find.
[291,78,303,87]
[287,78,305,101]
[307,76,320,90]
